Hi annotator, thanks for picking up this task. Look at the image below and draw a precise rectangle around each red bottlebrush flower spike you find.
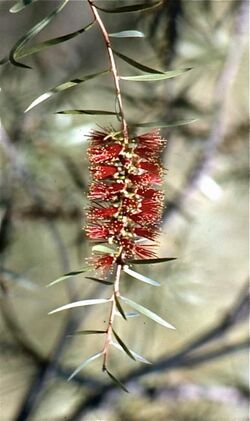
[138,160,162,175]
[137,129,167,151]
[88,181,125,200]
[134,244,157,259]
[87,128,117,145]
[88,254,115,276]
[134,227,158,241]
[91,164,118,180]
[85,128,166,275]
[85,225,110,240]
[88,143,123,164]
[87,206,118,220]
[129,173,162,186]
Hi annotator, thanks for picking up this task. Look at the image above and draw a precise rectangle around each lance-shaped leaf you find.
[85,276,113,286]
[109,30,144,38]
[18,20,95,60]
[126,257,177,265]
[68,352,103,381]
[113,49,163,74]
[25,69,109,112]
[56,109,119,116]
[47,268,89,287]
[134,119,197,129]
[112,342,151,365]
[114,294,127,320]
[1,9,91,68]
[9,0,70,68]
[10,0,39,13]
[48,298,110,315]
[106,370,129,393]
[120,296,175,330]
[120,68,191,82]
[124,266,160,286]
[2,20,95,67]
[112,329,136,361]
[69,330,106,336]
[96,1,162,13]
[92,244,116,254]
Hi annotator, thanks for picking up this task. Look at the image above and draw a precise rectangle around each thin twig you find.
[102,264,122,371]
[87,0,128,373]
[88,0,128,140]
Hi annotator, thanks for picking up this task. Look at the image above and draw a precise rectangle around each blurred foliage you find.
[0,0,249,420]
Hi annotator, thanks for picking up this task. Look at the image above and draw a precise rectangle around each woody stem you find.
[87,0,128,140]
[87,1,126,371]
[102,264,122,371]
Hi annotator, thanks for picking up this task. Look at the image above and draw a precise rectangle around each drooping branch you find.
[86,0,129,374]
[88,0,128,140]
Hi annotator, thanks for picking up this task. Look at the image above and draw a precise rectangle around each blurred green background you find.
[0,1,249,420]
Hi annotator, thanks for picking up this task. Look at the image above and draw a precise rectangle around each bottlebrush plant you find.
[1,0,193,391]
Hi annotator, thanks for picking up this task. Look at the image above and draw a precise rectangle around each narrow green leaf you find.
[126,257,177,265]
[56,109,119,116]
[114,294,127,320]
[112,342,151,365]
[129,350,152,365]
[9,0,70,68]
[120,296,175,330]
[68,352,102,381]
[18,20,95,59]
[47,275,70,287]
[64,270,89,276]
[85,276,113,286]
[113,49,162,74]
[70,330,106,336]
[124,266,160,286]
[134,119,197,129]
[92,244,116,254]
[112,329,136,361]
[25,69,109,112]
[96,1,162,14]
[106,370,129,393]
[47,268,89,287]
[3,20,95,67]
[48,298,110,315]
[10,0,38,13]
[120,68,191,82]
[109,30,144,38]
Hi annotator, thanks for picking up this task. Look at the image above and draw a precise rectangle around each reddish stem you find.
[102,263,121,371]
[87,0,128,140]
[87,0,127,371]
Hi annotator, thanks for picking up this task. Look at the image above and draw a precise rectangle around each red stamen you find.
[88,143,122,163]
[92,164,118,180]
